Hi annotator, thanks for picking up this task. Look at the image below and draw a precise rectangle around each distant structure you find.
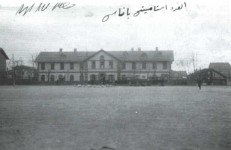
[170,70,187,79]
[209,62,231,81]
[0,48,9,81]
[35,48,174,84]
[9,65,37,80]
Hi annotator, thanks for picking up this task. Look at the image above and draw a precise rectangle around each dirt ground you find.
[0,86,230,150]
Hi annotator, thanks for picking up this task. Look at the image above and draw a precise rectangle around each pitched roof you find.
[209,62,231,70]
[0,48,9,59]
[109,50,174,61]
[35,51,95,62]
[35,50,174,62]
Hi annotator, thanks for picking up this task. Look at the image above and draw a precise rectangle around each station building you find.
[35,48,174,83]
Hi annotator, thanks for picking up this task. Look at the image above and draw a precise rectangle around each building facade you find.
[209,62,231,81]
[0,48,9,80]
[35,49,174,83]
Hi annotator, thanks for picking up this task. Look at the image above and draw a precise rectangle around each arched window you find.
[108,75,115,82]
[100,55,104,60]
[41,75,45,82]
[50,75,55,82]
[122,75,126,80]
[90,74,96,81]
[58,74,65,82]
[70,75,74,82]
[140,52,147,61]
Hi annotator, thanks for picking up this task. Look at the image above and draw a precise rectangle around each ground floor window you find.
[80,74,84,82]
[90,74,96,81]
[41,75,45,82]
[50,75,55,82]
[122,75,127,80]
[108,75,115,82]
[70,75,74,81]
[58,74,65,82]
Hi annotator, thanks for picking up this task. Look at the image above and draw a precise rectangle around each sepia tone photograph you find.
[0,0,231,150]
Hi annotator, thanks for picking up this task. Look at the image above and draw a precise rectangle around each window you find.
[142,62,146,69]
[91,61,96,69]
[163,62,168,69]
[122,75,126,80]
[109,61,113,69]
[108,75,115,82]
[80,64,84,70]
[50,75,55,82]
[41,75,45,82]
[58,74,65,81]
[100,55,105,69]
[132,62,136,69]
[70,63,74,70]
[90,74,96,81]
[80,73,84,81]
[122,62,126,69]
[153,62,157,69]
[41,63,45,70]
[60,63,64,70]
[140,52,147,60]
[70,75,74,81]
[51,63,55,70]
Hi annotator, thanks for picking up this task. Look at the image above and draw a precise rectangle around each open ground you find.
[0,86,231,150]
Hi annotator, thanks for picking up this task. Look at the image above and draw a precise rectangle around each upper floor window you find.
[41,63,45,70]
[70,63,74,70]
[122,62,126,69]
[91,61,96,69]
[51,63,55,70]
[132,62,136,69]
[109,61,113,69]
[100,55,105,69]
[163,62,168,69]
[142,62,146,69]
[153,62,157,69]
[80,64,84,70]
[60,63,64,70]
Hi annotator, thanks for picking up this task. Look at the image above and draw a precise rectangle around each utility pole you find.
[12,54,15,86]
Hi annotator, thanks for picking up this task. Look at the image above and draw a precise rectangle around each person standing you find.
[197,78,202,90]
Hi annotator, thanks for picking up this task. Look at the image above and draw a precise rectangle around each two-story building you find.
[35,48,174,83]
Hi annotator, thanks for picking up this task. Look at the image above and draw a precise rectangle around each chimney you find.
[138,47,141,51]
[59,48,63,52]
[155,47,158,51]
[74,48,77,53]
[131,48,134,51]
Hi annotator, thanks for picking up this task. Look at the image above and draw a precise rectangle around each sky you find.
[0,0,231,72]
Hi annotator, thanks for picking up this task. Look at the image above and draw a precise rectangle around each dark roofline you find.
[0,48,9,59]
[35,49,174,62]
[13,65,36,70]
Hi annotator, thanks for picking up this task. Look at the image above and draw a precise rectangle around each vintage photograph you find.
[0,0,231,149]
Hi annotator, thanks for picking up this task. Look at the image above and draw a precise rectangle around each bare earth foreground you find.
[0,86,230,150]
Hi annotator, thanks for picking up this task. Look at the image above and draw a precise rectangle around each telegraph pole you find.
[12,54,15,86]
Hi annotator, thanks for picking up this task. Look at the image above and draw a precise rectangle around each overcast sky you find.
[0,0,231,72]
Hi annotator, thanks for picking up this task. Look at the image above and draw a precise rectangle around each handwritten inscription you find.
[102,2,187,22]
[16,2,76,16]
